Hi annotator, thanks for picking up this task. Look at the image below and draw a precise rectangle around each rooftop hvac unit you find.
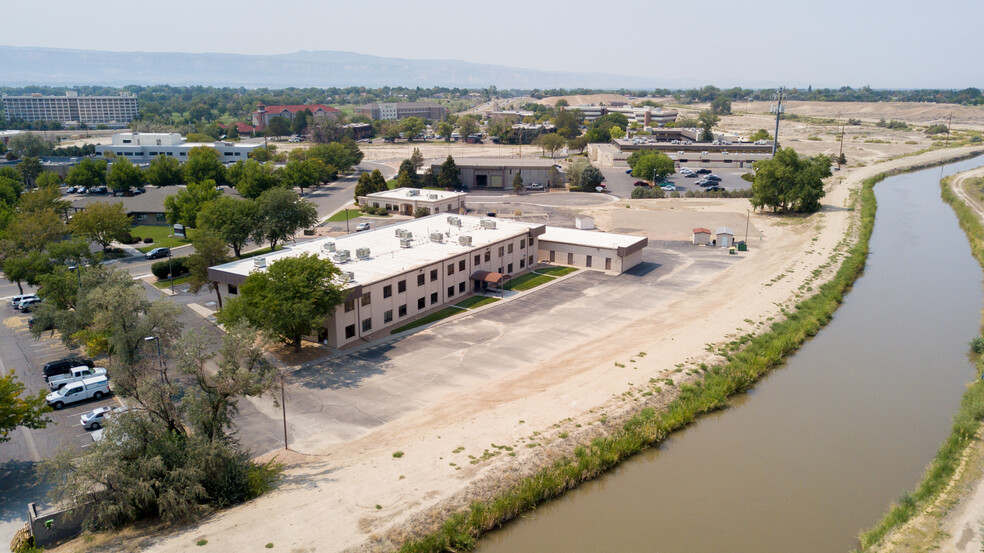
[428,194,439,200]
[447,216,461,227]
[395,228,406,237]
[404,231,413,240]
[458,235,473,246]
[356,247,371,259]
[344,271,355,281]
[253,257,267,268]
[408,189,420,196]
[322,241,336,252]
[400,237,412,248]
[430,232,444,243]
[480,219,497,229]
[332,250,350,264]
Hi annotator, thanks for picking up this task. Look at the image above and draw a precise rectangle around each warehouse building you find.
[358,188,467,216]
[537,227,647,274]
[209,214,546,348]
[431,158,561,190]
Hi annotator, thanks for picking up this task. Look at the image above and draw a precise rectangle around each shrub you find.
[970,135,982,144]
[143,237,154,244]
[630,186,664,199]
[970,336,984,354]
[924,124,948,135]
[150,256,191,280]
[151,260,171,280]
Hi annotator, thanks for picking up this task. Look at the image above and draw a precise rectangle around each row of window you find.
[343,281,471,339]
[547,251,613,270]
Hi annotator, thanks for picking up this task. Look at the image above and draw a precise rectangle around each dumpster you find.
[729,247,737,255]
[737,241,747,252]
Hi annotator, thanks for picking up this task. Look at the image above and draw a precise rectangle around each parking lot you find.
[600,166,751,198]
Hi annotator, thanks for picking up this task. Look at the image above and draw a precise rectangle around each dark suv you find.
[43,357,95,381]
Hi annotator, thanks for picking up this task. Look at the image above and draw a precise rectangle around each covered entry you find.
[470,270,509,293]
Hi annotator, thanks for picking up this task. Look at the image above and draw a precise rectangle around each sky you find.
[3,0,982,89]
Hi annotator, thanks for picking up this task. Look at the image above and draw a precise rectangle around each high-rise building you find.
[1,91,139,125]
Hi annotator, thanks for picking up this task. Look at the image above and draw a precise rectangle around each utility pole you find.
[281,371,288,450]
[744,209,750,243]
[771,87,784,156]
[838,124,846,169]
[944,113,953,148]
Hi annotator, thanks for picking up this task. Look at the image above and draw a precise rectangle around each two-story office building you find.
[95,133,259,162]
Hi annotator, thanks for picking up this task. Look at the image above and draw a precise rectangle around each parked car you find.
[10,294,38,308]
[706,186,724,192]
[680,168,693,174]
[633,181,649,187]
[48,366,108,391]
[66,186,78,193]
[624,169,633,174]
[145,247,170,260]
[91,186,108,194]
[46,376,110,409]
[526,183,544,191]
[81,406,115,430]
[133,187,146,195]
[698,179,714,187]
[78,187,89,194]
[706,174,722,181]
[661,185,676,192]
[355,222,371,232]
[696,168,712,174]
[684,172,698,178]
[43,357,95,381]
[16,297,42,312]
[27,316,53,332]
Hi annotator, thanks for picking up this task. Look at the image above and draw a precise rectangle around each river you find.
[477,156,984,553]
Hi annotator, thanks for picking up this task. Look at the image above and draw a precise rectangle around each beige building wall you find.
[537,241,625,274]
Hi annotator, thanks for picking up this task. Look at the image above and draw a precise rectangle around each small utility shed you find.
[716,227,735,247]
[537,227,648,274]
[693,227,711,245]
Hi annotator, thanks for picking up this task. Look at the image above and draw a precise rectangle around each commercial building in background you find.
[358,188,467,216]
[354,102,448,121]
[95,132,259,162]
[430,158,561,190]
[1,91,138,125]
[0,130,24,146]
[537,227,648,275]
[569,104,678,127]
[251,103,340,132]
[209,214,546,348]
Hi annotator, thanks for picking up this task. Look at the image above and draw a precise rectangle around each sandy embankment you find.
[53,147,984,553]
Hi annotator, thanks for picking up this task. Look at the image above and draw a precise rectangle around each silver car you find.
[81,406,113,430]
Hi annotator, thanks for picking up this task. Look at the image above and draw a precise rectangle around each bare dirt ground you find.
[44,143,984,553]
[871,167,984,553]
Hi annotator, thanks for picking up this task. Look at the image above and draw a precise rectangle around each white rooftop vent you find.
[322,241,336,252]
[458,235,473,246]
[404,231,413,240]
[407,189,420,196]
[430,232,444,243]
[253,257,267,268]
[395,228,406,237]
[428,193,439,200]
[400,237,412,249]
[356,247,371,259]
[344,271,355,282]
[332,250,350,264]
[447,216,461,227]
[480,219,497,229]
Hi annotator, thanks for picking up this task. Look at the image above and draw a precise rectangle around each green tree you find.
[555,98,569,107]
[290,109,311,136]
[307,140,363,173]
[184,146,227,185]
[9,133,54,157]
[164,179,220,227]
[547,166,563,188]
[145,155,183,187]
[234,160,282,200]
[749,129,773,142]
[47,237,95,267]
[370,169,388,193]
[396,159,421,188]
[566,158,591,189]
[187,104,213,122]
[185,230,231,308]
[282,159,321,194]
[750,147,832,213]
[17,157,42,187]
[437,155,461,188]
[35,170,61,189]
[536,133,565,158]
[253,188,317,251]
[248,145,277,162]
[410,147,425,171]
[196,196,259,257]
[631,151,676,182]
[711,96,732,115]
[609,126,625,140]
[512,171,524,194]
[70,201,132,250]
[218,253,345,351]
[567,136,588,153]
[553,109,583,139]
[66,158,108,189]
[698,110,720,142]
[579,166,604,191]
[436,121,454,142]
[0,370,50,443]
[457,116,479,138]
[401,117,426,141]
[3,207,65,253]
[266,116,290,138]
[354,172,375,200]
[381,121,402,142]
[108,158,144,192]
[1,252,51,294]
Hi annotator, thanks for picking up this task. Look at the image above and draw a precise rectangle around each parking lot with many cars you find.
[601,166,751,197]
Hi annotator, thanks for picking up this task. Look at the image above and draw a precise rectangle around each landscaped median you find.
[129,225,193,253]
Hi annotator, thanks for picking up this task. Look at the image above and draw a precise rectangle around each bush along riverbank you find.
[855,170,984,551]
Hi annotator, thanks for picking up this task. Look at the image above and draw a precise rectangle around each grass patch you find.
[390,307,465,334]
[326,209,362,222]
[387,179,398,189]
[455,296,501,309]
[130,225,193,253]
[857,161,984,551]
[152,274,192,289]
[503,273,554,291]
[392,451,404,458]
[235,246,281,260]
[397,154,983,553]
[535,266,578,277]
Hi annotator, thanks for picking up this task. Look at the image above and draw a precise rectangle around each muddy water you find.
[477,156,984,553]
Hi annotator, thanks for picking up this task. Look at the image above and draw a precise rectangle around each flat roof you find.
[430,158,558,168]
[539,227,647,251]
[366,189,466,201]
[210,214,545,287]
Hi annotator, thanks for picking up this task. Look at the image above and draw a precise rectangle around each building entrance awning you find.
[470,270,508,285]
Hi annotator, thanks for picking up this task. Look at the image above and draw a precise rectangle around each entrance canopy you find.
[470,270,508,285]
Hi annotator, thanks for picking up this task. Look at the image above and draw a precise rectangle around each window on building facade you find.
[228,284,238,295]
[361,292,371,306]
[417,274,425,286]
[568,252,574,265]
[399,304,407,317]
[345,299,355,312]
[498,246,505,257]
[459,259,466,271]
[383,285,392,298]
[430,292,438,305]
[430,269,438,282]
[362,318,372,332]
[474,254,481,265]
[508,244,514,254]
[520,258,525,268]
[458,282,465,293]
[507,263,513,273]
[418,297,425,309]
[447,264,454,276]
[345,324,356,339]
[520,239,526,250]
[529,255,535,266]
[384,310,393,323]
[586,255,592,267]
[398,280,406,293]
[605,258,612,270]
[447,286,454,297]
[484,251,491,262]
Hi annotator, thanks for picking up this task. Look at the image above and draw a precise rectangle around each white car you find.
[81,406,114,430]
[355,222,371,232]
[10,294,38,308]
[526,183,545,191]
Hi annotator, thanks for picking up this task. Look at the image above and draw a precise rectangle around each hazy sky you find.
[4,0,982,89]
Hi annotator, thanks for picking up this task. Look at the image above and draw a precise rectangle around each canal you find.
[477,155,984,553]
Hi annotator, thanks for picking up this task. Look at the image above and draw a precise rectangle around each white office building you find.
[358,189,467,216]
[2,91,138,125]
[96,133,259,162]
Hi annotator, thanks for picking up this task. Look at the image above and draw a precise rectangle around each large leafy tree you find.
[436,121,454,142]
[698,110,720,142]
[457,115,479,138]
[234,160,282,200]
[401,117,426,141]
[282,159,320,194]
[8,133,54,157]
[252,188,317,251]
[396,159,421,188]
[307,139,363,172]
[35,170,61,189]
[266,116,290,138]
[553,109,584,139]
[536,133,565,158]
[711,95,732,115]
[164,179,220,227]
[410,147,425,171]
[17,157,42,187]
[0,370,50,444]
[1,252,50,294]
[2,207,65,253]
[750,147,832,213]
[145,155,183,187]
[218,253,345,351]
[185,230,232,308]
[184,146,227,185]
[108,157,145,192]
[70,201,132,250]
[631,151,676,182]
[196,196,259,257]
[66,158,108,189]
[437,155,461,188]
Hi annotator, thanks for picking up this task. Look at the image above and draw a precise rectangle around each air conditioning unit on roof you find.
[458,235,472,246]
[400,237,412,248]
[253,257,266,268]
[356,247,371,259]
[430,232,444,243]
[480,219,497,229]
[332,250,350,264]
[322,241,336,252]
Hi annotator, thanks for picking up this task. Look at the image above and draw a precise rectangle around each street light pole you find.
[144,336,167,384]
[281,371,289,450]
[168,253,174,294]
[68,266,81,290]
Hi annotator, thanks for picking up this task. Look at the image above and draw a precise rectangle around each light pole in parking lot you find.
[68,265,81,291]
[280,370,288,450]
[144,335,168,385]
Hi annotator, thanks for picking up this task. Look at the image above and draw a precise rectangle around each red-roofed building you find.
[251,103,340,131]
[218,122,258,135]
[692,228,712,245]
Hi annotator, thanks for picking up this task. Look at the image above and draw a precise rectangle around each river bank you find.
[49,147,984,553]
[863,166,984,553]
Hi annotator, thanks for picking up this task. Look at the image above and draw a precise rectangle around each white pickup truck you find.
[46,375,110,409]
[48,366,108,391]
